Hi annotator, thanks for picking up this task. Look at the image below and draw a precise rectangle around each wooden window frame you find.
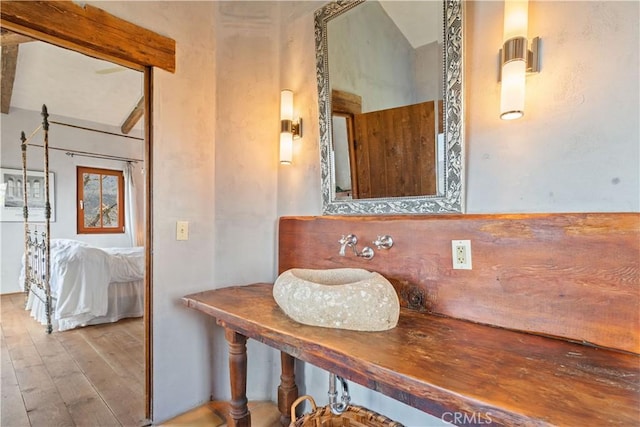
[77,166,125,234]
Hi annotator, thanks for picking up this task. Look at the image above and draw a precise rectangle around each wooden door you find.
[353,101,438,198]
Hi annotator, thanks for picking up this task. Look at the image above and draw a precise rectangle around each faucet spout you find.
[338,234,357,256]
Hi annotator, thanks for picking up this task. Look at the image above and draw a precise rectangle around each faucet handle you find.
[358,246,374,260]
[373,235,393,250]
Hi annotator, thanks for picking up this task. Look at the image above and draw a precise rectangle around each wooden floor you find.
[1,293,282,427]
[1,293,146,427]
[159,401,281,427]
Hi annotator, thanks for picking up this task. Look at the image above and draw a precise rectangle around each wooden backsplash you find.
[278,213,640,354]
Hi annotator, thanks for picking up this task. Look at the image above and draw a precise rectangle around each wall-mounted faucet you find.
[338,234,373,259]
[338,234,393,260]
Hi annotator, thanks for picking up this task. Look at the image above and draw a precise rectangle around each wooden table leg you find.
[225,328,251,427]
[278,352,298,426]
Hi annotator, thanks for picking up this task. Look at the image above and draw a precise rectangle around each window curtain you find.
[123,162,141,246]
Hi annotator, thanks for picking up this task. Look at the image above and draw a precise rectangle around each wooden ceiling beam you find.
[1,1,175,73]
[1,44,18,114]
[121,96,145,135]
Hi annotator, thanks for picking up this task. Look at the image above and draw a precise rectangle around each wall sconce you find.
[280,89,302,164]
[499,0,540,120]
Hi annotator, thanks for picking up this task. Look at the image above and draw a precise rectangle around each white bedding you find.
[21,239,144,331]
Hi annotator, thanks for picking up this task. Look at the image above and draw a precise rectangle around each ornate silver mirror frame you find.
[315,0,464,215]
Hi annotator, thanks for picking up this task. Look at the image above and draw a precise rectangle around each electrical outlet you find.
[176,221,189,241]
[452,240,472,270]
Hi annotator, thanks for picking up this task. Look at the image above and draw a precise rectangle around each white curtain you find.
[123,162,140,246]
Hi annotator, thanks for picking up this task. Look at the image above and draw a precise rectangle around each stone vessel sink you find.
[273,268,399,331]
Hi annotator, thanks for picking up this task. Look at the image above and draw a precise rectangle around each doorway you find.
[1,33,146,421]
[1,2,176,421]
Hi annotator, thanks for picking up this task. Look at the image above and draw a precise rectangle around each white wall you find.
[0,108,144,293]
[465,1,639,213]
[278,2,325,216]
[210,0,282,402]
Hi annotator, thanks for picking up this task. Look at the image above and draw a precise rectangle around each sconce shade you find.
[500,0,528,120]
[280,133,293,165]
[280,90,294,164]
[280,89,302,164]
[281,90,294,121]
[503,0,528,40]
[500,60,526,120]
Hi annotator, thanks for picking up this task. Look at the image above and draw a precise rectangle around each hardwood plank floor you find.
[1,293,145,427]
[159,401,281,427]
[2,294,281,427]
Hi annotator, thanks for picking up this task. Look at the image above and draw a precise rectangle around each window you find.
[77,166,125,234]
[33,180,40,199]
[7,178,15,198]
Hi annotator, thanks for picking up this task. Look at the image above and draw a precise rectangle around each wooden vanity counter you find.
[184,213,639,426]
[182,283,640,427]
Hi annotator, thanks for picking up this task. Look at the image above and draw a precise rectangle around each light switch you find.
[176,221,189,241]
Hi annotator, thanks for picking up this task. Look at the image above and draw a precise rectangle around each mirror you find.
[315,0,464,214]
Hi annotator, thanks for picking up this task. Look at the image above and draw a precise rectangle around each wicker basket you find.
[290,395,404,427]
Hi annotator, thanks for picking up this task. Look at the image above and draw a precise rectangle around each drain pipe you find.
[328,373,351,415]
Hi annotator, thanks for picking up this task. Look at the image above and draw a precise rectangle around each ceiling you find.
[2,32,143,132]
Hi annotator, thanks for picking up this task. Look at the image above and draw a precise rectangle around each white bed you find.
[21,239,144,332]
